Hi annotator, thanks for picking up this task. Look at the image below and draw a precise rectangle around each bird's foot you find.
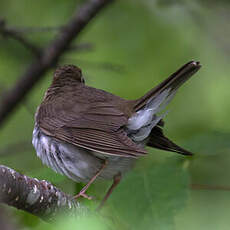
[74,190,93,200]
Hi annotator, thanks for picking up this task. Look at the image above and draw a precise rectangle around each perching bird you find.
[32,61,201,208]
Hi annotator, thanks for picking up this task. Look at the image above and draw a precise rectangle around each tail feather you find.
[147,126,192,155]
[134,61,201,112]
[127,61,201,155]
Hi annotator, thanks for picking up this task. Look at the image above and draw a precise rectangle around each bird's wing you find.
[38,101,147,158]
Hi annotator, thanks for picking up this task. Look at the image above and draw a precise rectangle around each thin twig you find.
[0,0,114,128]
[191,183,230,192]
[0,19,41,57]
[64,58,126,74]
[0,18,93,54]
[8,25,63,34]
[68,43,94,52]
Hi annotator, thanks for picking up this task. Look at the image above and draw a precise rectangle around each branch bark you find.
[0,165,86,221]
[0,0,114,128]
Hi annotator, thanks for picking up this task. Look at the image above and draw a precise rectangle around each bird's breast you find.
[32,123,136,183]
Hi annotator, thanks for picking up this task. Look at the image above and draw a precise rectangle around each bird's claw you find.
[74,191,93,200]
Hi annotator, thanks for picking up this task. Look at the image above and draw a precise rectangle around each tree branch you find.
[0,0,114,128]
[0,165,86,221]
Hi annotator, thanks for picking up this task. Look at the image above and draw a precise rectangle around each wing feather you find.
[38,100,147,157]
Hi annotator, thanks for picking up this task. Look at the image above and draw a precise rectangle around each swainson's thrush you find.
[32,61,201,208]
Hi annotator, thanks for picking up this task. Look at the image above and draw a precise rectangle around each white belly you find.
[32,124,136,183]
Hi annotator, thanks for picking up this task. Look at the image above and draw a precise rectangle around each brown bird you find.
[32,61,201,208]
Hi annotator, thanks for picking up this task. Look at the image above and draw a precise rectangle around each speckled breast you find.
[32,123,136,183]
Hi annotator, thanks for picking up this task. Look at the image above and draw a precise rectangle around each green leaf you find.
[108,157,190,230]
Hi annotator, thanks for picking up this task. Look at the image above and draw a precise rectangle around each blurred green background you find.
[0,0,230,229]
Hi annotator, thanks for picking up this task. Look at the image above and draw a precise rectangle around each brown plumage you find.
[37,62,200,157]
[37,66,146,157]
[33,61,201,207]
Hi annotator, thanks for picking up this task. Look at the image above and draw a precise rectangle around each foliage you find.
[0,0,230,229]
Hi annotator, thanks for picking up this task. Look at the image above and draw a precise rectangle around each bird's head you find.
[52,65,85,85]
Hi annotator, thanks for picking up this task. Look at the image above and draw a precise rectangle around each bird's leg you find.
[74,160,107,200]
[96,172,122,211]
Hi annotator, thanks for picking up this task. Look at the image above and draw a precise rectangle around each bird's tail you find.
[147,126,192,155]
[133,61,201,112]
[126,61,201,155]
